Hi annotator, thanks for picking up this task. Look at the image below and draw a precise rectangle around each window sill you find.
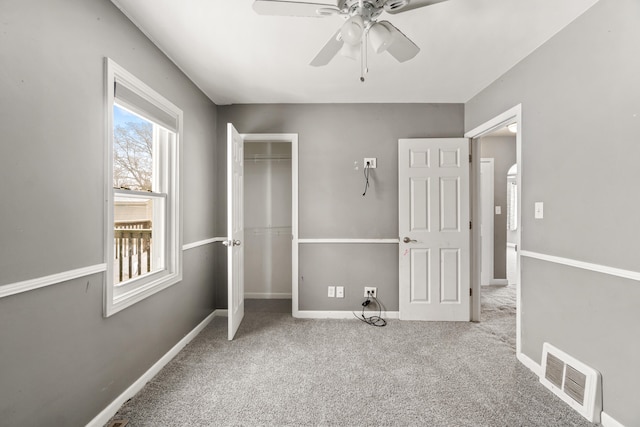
[105,270,182,317]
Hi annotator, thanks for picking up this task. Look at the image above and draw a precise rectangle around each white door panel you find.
[227,123,245,340]
[399,138,470,321]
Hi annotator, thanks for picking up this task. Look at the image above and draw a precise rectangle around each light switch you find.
[534,202,544,219]
[495,206,501,215]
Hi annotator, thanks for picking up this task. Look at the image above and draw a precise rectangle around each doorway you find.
[225,128,298,340]
[479,137,516,287]
[465,104,523,358]
[244,140,293,300]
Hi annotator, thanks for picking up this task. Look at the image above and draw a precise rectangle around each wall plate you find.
[364,158,377,168]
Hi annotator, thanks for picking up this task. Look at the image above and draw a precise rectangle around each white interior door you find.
[398,138,470,321]
[480,158,494,286]
[227,123,245,340]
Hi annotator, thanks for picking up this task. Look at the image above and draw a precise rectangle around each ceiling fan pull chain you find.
[360,27,368,82]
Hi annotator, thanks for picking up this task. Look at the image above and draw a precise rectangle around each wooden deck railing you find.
[114,220,152,283]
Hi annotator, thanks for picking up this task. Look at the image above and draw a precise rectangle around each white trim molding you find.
[240,132,300,318]
[298,238,399,244]
[104,58,183,318]
[182,237,227,251]
[465,103,523,357]
[520,250,640,282]
[0,264,107,299]
[517,351,542,378]
[244,292,292,299]
[87,311,216,427]
[601,412,627,427]
[295,310,400,319]
[465,104,523,139]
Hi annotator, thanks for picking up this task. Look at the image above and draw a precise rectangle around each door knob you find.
[233,239,241,246]
[221,240,231,247]
[403,237,417,243]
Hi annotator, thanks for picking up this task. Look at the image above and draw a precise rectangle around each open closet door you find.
[226,123,245,340]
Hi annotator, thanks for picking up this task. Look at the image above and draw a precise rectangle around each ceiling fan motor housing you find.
[340,0,390,18]
[384,0,410,12]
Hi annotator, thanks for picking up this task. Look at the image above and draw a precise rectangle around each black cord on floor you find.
[353,294,387,327]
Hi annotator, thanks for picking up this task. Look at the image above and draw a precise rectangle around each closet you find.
[243,141,292,299]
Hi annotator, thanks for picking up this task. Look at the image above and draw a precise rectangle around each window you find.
[105,58,182,316]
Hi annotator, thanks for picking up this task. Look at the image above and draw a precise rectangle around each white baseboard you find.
[87,311,216,427]
[214,309,228,317]
[244,292,292,299]
[601,412,626,427]
[295,310,400,319]
[517,351,542,377]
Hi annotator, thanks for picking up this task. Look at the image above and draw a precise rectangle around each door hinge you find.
[469,221,472,230]
[469,154,472,163]
[470,288,473,296]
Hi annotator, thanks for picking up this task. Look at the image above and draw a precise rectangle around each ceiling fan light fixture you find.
[341,15,364,45]
[340,40,360,60]
[369,22,393,53]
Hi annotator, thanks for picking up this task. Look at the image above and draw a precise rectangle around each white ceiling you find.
[111,0,599,105]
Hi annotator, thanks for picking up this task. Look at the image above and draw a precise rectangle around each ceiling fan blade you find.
[310,29,343,66]
[385,0,448,14]
[381,21,420,62]
[253,0,339,17]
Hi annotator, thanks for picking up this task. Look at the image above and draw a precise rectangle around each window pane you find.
[113,194,164,285]
[113,104,153,191]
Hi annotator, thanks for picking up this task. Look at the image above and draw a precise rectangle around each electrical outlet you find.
[328,286,335,298]
[364,287,377,298]
[364,157,377,169]
[336,286,344,298]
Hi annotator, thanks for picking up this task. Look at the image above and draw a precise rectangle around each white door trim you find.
[465,104,522,356]
[480,158,495,286]
[241,133,299,317]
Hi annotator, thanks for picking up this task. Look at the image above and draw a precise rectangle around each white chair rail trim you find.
[520,250,640,282]
[0,264,107,299]
[0,237,228,299]
[182,237,227,251]
[298,238,399,244]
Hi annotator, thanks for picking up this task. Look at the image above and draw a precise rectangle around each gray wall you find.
[0,0,218,425]
[465,0,639,424]
[480,136,516,279]
[217,104,464,310]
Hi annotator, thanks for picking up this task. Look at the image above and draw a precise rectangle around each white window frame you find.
[104,58,182,317]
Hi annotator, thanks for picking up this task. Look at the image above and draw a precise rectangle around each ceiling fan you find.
[253,0,448,81]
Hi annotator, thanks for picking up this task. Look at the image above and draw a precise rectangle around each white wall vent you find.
[540,343,602,423]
